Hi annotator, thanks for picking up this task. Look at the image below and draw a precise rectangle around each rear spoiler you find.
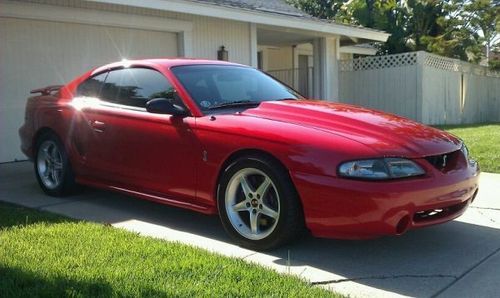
[30,85,63,96]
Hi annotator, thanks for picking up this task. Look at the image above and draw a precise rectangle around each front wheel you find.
[218,156,303,250]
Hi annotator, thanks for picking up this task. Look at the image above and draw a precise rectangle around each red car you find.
[20,59,479,250]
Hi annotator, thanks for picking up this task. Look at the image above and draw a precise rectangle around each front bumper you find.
[291,160,479,239]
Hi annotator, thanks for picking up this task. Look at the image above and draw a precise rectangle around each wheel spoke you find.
[51,168,60,186]
[48,144,55,157]
[255,176,271,198]
[232,200,249,212]
[260,203,279,219]
[250,211,259,234]
[239,175,253,198]
[53,161,63,170]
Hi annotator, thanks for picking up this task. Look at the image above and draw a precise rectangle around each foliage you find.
[490,43,500,70]
[0,202,336,297]
[287,0,348,19]
[287,0,499,64]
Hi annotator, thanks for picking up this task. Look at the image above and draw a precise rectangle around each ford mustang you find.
[19,59,480,250]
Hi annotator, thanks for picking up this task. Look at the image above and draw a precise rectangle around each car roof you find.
[91,58,247,75]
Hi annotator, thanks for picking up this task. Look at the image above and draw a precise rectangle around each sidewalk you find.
[1,161,499,297]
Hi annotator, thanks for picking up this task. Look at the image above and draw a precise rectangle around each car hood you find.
[242,100,461,157]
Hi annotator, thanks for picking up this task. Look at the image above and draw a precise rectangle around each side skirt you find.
[76,176,218,215]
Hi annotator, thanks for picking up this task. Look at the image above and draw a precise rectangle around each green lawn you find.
[0,202,335,297]
[437,123,500,173]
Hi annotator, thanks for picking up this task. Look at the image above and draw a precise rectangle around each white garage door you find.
[0,17,178,162]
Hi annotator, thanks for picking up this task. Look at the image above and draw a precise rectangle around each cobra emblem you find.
[441,155,447,168]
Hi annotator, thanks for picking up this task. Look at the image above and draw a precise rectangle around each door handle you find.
[91,120,106,132]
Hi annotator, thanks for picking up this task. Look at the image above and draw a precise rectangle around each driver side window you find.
[76,72,107,98]
[99,68,185,109]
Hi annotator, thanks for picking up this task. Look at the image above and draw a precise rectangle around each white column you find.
[320,37,339,101]
[178,30,193,57]
[249,23,258,67]
[312,38,322,99]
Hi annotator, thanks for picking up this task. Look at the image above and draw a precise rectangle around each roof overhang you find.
[340,45,378,56]
[89,0,390,42]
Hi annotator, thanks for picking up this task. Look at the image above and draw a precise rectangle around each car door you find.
[77,67,199,201]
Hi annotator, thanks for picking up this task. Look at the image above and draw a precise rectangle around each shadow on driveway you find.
[1,161,499,297]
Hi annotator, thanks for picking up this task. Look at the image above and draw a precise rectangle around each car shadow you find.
[2,161,499,297]
[54,187,500,297]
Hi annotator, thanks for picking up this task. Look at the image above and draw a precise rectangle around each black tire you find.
[34,131,78,197]
[217,155,304,250]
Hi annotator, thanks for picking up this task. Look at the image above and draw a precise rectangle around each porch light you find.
[217,46,228,61]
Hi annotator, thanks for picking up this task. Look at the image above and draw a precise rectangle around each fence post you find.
[416,51,425,123]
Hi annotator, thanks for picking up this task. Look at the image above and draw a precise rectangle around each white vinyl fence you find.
[339,51,500,125]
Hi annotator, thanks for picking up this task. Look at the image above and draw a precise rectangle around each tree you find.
[490,43,500,70]
[286,0,499,64]
[463,0,499,64]
[421,1,482,62]
[334,0,412,54]
[286,0,348,20]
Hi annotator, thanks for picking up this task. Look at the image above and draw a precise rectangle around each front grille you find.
[425,150,461,171]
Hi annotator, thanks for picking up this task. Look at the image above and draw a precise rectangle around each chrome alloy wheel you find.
[225,168,280,240]
[36,140,64,190]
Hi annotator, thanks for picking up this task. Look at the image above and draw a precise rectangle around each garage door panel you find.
[0,17,178,162]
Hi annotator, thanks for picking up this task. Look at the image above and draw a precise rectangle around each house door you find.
[298,55,309,96]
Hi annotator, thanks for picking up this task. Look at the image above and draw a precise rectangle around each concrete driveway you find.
[1,161,499,297]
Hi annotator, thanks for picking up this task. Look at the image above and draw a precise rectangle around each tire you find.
[34,132,78,196]
[217,155,304,250]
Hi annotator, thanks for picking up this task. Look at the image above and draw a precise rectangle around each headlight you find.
[461,143,470,160]
[338,158,425,180]
[461,143,477,167]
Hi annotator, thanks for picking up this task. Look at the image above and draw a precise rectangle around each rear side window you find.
[100,68,178,108]
[76,72,107,97]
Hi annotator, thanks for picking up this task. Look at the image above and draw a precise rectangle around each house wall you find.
[265,47,294,71]
[259,44,313,71]
[0,0,253,162]
[17,0,252,65]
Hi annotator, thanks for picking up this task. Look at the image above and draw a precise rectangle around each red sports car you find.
[20,59,479,250]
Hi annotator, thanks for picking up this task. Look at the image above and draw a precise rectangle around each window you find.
[100,68,182,109]
[171,65,301,111]
[76,72,107,98]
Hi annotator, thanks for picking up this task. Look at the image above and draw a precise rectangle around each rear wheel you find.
[34,132,77,196]
[218,156,303,250]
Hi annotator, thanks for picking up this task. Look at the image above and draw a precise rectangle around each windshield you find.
[171,65,302,111]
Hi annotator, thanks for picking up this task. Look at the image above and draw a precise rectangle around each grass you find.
[0,202,335,297]
[437,123,500,173]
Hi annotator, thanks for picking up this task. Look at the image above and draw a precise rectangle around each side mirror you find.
[146,98,187,116]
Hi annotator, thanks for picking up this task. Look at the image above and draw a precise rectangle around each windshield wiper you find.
[206,100,261,110]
